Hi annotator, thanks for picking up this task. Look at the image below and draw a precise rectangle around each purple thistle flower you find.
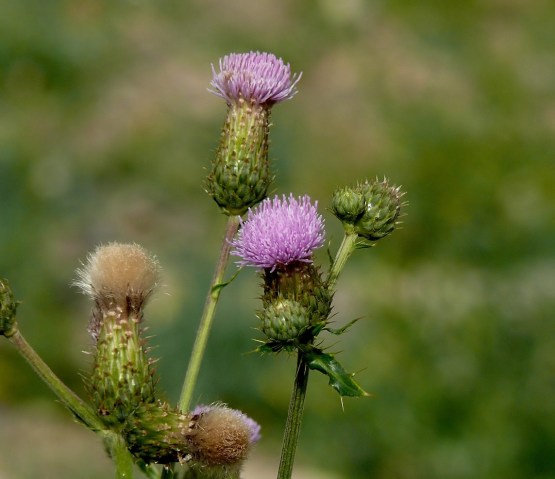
[209,51,301,105]
[231,194,325,270]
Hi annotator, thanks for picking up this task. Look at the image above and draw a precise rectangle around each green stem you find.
[7,328,105,432]
[277,352,310,479]
[105,432,135,479]
[178,215,241,412]
[326,232,358,293]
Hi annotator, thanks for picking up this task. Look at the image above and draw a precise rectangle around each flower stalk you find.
[277,352,310,479]
[179,215,241,412]
[326,231,359,293]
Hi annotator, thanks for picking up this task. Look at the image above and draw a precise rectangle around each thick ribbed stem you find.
[179,215,241,412]
[277,352,310,479]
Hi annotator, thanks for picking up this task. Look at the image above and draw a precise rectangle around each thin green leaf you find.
[211,268,241,295]
[325,318,361,335]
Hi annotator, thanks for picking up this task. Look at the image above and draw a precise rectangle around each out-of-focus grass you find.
[1,1,555,478]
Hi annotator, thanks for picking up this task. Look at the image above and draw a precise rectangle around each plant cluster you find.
[1,51,404,479]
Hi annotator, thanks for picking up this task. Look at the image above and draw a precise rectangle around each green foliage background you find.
[1,1,554,478]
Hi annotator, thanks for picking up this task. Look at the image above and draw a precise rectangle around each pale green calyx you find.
[258,263,332,352]
[206,100,272,215]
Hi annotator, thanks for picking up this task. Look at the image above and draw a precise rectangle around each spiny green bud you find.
[355,178,403,240]
[122,401,192,464]
[333,179,403,241]
[331,186,366,225]
[206,100,272,216]
[259,298,310,342]
[261,262,332,348]
[0,279,18,337]
[74,243,161,425]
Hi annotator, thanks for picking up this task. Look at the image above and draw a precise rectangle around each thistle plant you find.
[0,50,404,479]
[180,51,301,413]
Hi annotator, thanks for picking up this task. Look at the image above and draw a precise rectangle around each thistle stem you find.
[7,328,105,432]
[179,215,241,412]
[105,432,134,479]
[326,231,358,293]
[277,352,310,479]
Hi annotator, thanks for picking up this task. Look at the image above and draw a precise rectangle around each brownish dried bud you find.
[187,404,260,470]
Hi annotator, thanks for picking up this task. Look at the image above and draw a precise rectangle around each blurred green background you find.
[1,0,554,478]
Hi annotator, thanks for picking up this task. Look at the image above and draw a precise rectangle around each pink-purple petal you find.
[209,51,301,105]
[231,194,325,269]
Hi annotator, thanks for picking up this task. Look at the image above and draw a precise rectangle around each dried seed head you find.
[74,242,161,310]
[188,404,260,468]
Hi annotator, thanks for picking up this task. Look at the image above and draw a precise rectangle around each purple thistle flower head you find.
[231,194,325,270]
[209,51,301,106]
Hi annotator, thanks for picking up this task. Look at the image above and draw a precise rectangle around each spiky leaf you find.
[305,349,370,398]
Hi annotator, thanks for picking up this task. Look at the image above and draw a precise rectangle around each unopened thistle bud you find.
[0,279,18,337]
[231,195,331,347]
[122,401,192,464]
[333,179,403,241]
[331,186,366,225]
[259,298,310,343]
[356,178,403,240]
[74,243,161,424]
[187,404,260,476]
[206,52,301,215]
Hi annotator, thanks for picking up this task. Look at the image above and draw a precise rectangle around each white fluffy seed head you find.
[74,242,161,308]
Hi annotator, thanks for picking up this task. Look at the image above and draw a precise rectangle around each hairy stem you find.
[179,215,241,412]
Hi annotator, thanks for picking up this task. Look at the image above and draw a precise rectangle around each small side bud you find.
[331,186,366,225]
[355,178,403,241]
[187,404,260,472]
[0,279,18,337]
[333,179,404,241]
